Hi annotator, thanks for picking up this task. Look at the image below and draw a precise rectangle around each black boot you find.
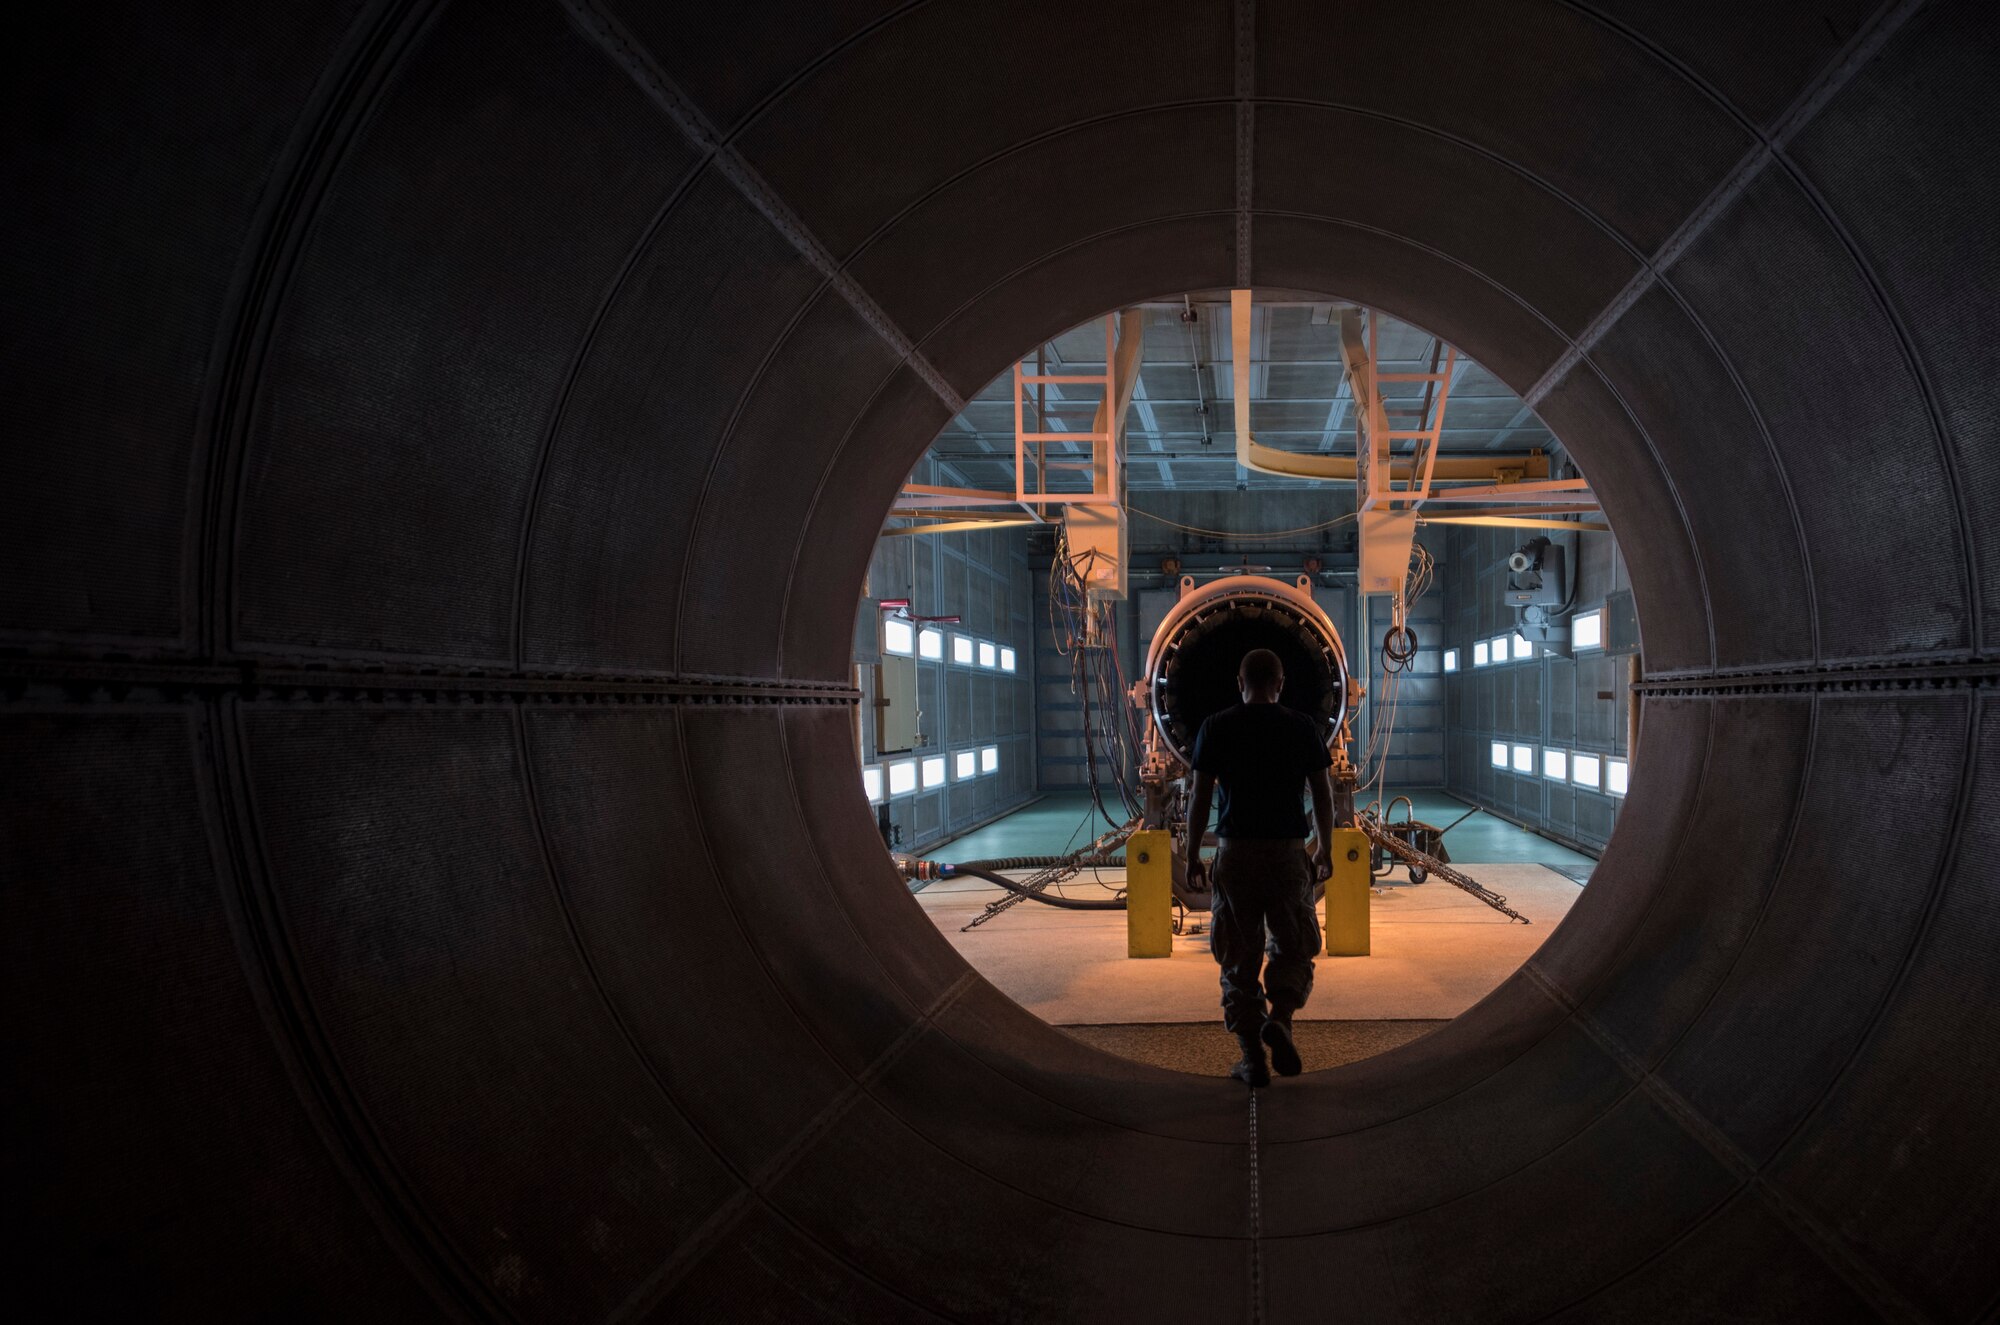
[1230,1037,1271,1087]
[1261,1005,1302,1077]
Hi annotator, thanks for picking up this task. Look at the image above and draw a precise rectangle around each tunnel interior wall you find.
[5,1,1998,1321]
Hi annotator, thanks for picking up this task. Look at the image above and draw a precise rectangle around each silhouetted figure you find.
[1184,648,1336,1086]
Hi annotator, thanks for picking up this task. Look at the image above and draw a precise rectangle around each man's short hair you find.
[1239,648,1284,691]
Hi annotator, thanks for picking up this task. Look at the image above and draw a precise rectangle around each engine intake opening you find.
[1146,576,1349,765]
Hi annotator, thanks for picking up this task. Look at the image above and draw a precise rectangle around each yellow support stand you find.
[1125,830,1173,958]
[1325,827,1371,956]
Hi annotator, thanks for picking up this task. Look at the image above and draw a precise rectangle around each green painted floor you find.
[933,789,1597,874]
[1375,790,1599,873]
[933,793,1117,861]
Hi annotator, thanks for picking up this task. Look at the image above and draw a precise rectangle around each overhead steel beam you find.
[924,447,1553,479]
[891,484,1025,509]
[1418,514,1611,532]
[1419,478,1594,504]
[1415,505,1601,518]
[880,515,1039,537]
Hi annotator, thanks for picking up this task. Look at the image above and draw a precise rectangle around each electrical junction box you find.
[1603,588,1641,655]
[1062,503,1128,600]
[1503,540,1565,607]
[874,653,921,754]
[1505,539,1569,644]
[1357,510,1418,596]
[853,597,882,663]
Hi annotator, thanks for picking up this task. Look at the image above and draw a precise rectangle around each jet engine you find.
[1132,575,1360,907]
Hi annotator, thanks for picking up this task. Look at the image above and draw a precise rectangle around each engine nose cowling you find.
[1144,575,1350,766]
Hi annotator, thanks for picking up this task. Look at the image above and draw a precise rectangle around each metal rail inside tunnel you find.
[5,1,1997,1320]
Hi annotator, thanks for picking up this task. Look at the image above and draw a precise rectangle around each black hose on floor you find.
[953,854,1126,871]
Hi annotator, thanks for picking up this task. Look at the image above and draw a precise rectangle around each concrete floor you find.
[917,790,1590,1029]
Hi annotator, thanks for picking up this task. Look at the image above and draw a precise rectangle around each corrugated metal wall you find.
[1358,566,1445,790]
[856,460,1037,852]
[1031,562,1145,795]
[1441,523,1631,853]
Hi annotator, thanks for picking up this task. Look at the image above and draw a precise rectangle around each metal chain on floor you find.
[1359,818,1533,924]
[958,859,1086,931]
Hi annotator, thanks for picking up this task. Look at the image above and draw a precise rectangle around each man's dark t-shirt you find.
[1192,703,1335,838]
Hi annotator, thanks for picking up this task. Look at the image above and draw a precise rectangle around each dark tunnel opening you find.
[6,2,1999,1321]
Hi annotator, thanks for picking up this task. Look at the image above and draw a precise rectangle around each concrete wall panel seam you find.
[1756,692,1985,1241]
[660,281,838,674]
[1524,0,1929,408]
[1756,149,1983,654]
[911,208,1236,394]
[1524,953,1930,1321]
[506,160,713,672]
[210,695,503,1319]
[197,0,448,660]
[1575,357,1718,667]
[1645,277,1823,666]
[559,0,966,414]
[622,971,980,1319]
[773,362,917,679]
[1233,0,1256,289]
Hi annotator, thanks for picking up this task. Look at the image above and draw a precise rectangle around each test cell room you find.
[11,2,1998,1321]
[858,298,1633,1074]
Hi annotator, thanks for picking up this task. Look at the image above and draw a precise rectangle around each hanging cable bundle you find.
[1046,525,1142,829]
[1360,541,1436,805]
[1380,542,1433,675]
[1381,622,1420,671]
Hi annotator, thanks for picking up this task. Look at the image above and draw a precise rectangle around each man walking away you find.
[1183,647,1337,1086]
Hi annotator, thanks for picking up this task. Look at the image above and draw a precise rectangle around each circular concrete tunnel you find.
[6,2,1998,1320]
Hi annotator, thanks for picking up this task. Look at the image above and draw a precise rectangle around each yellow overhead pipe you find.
[1229,291,1555,494]
[1231,288,1368,482]
[880,517,1035,537]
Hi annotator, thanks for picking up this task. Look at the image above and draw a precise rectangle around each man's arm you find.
[1185,769,1217,889]
[1307,766,1336,880]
